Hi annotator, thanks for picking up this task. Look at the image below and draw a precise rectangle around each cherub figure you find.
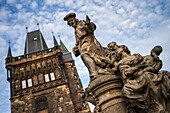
[93,42,131,73]
[138,45,163,75]
[108,42,131,72]
[121,46,169,113]
[117,53,143,81]
[93,42,118,69]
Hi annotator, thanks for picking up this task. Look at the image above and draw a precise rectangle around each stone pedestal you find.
[86,75,126,113]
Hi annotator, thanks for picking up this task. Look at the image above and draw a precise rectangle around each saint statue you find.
[64,13,170,113]
[64,13,113,80]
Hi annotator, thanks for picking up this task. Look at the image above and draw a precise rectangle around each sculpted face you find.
[133,54,143,64]
[108,42,118,51]
[142,56,154,66]
[76,21,88,38]
[68,18,78,28]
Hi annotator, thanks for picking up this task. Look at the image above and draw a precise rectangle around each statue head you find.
[107,42,118,51]
[142,55,154,66]
[132,53,143,65]
[64,13,79,28]
[151,45,163,56]
[119,45,131,55]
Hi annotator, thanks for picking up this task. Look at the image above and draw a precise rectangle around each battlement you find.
[5,46,61,66]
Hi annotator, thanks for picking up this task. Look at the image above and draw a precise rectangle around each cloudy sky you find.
[0,0,170,112]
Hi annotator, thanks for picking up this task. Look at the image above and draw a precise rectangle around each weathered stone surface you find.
[5,30,91,113]
[85,75,126,113]
[64,13,170,113]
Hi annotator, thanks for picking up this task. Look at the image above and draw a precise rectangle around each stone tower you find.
[5,24,91,113]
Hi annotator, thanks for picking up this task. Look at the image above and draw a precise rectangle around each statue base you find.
[85,75,127,113]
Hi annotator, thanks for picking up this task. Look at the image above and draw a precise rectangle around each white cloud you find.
[129,21,137,28]
[31,1,38,9]
[117,8,125,14]
[45,0,64,6]
[65,0,74,7]
[75,1,84,8]
[130,10,138,18]
[16,4,22,10]
[155,5,162,14]
[119,19,131,28]
[6,0,15,4]
[13,35,25,56]
[139,1,146,8]
[0,24,10,33]
[0,37,8,66]
[0,8,11,21]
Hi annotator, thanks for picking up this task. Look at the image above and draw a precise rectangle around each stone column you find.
[85,75,126,113]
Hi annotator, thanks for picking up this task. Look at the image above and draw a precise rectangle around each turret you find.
[6,41,13,81]
[58,34,73,62]
[60,39,69,53]
[52,31,58,46]
[7,41,12,58]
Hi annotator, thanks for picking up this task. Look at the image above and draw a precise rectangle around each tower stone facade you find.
[5,28,91,113]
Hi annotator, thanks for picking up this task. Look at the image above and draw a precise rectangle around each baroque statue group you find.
[64,13,170,113]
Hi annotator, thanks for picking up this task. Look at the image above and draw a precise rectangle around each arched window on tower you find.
[27,78,32,87]
[35,95,49,113]
[74,75,77,79]
[44,74,50,82]
[7,69,11,79]
[77,83,80,89]
[22,80,26,89]
[50,72,55,81]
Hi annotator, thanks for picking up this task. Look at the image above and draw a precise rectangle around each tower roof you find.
[60,40,73,62]
[7,46,12,58]
[60,40,69,53]
[24,30,48,54]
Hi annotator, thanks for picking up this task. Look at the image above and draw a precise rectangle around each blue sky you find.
[0,0,170,112]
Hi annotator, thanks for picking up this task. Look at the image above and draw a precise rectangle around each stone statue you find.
[64,13,113,80]
[119,46,169,113]
[64,13,170,113]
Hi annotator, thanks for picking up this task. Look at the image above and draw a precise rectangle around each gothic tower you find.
[5,23,91,113]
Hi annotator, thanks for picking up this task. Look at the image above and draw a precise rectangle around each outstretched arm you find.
[86,15,96,33]
[151,51,159,61]
[72,35,80,57]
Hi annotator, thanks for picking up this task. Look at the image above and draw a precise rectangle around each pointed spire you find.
[25,24,28,33]
[36,21,40,30]
[7,40,12,58]
[59,35,73,62]
[25,24,28,54]
[52,31,58,46]
[57,32,61,40]
[60,39,69,53]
